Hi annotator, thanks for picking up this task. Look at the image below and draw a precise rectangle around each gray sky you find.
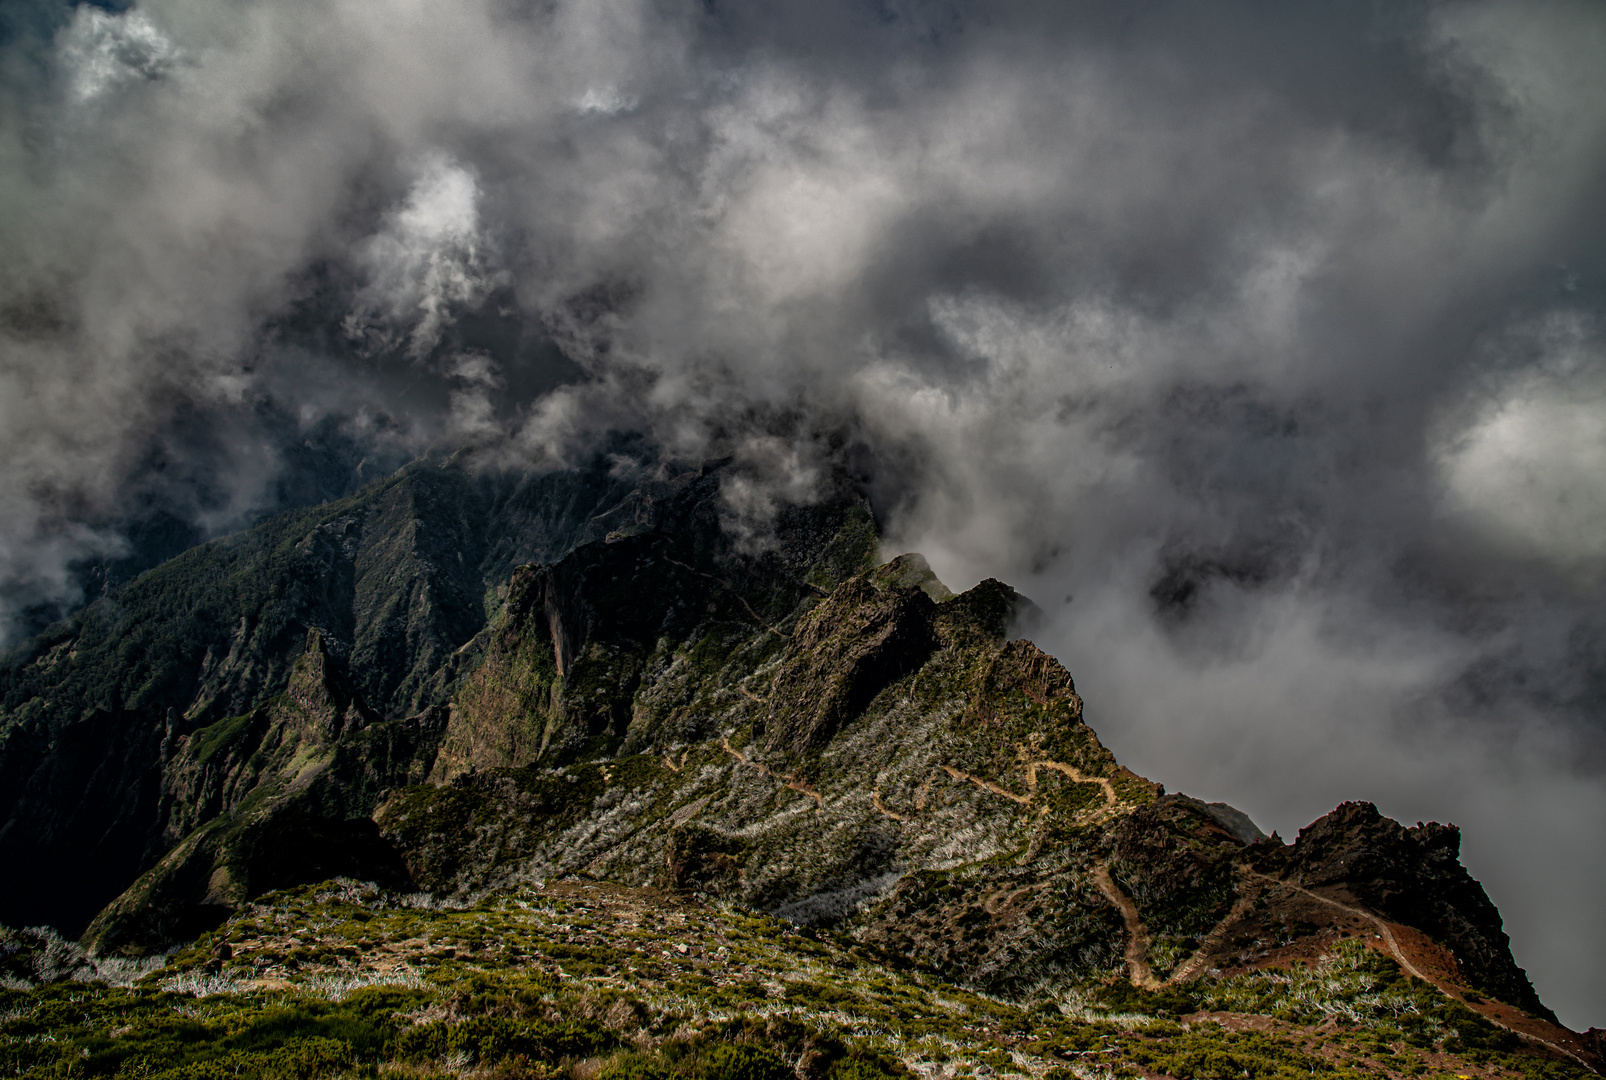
[1,0,1602,1026]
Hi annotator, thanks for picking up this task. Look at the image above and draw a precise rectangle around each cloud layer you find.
[1,0,1603,1025]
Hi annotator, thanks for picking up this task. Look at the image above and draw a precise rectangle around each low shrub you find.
[700,1043,792,1080]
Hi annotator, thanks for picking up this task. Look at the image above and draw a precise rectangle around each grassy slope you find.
[1,878,1589,1080]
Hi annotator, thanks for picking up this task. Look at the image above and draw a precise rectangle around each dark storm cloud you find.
[0,0,1602,1024]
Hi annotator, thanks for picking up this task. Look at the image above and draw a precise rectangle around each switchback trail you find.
[720,737,824,810]
[936,758,1120,817]
[1093,861,1161,990]
[1025,760,1117,808]
[1166,867,1257,985]
[870,788,906,822]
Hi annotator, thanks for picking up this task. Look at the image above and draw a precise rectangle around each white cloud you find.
[1437,329,1606,576]
[58,7,179,103]
[574,86,638,116]
[344,155,496,360]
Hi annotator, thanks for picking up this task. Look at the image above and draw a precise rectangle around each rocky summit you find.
[0,453,1599,1080]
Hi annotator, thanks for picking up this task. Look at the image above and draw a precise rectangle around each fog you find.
[0,0,1602,1026]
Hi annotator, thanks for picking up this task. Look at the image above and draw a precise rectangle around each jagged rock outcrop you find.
[1267,800,1550,1019]
[82,630,436,953]
[968,637,1080,725]
[429,477,879,777]
[1185,796,1268,844]
[762,574,937,757]
[282,628,375,743]
[1108,797,1245,952]
[155,629,384,845]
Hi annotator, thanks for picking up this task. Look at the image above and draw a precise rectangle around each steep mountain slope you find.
[0,443,696,936]
[0,452,1594,1077]
[355,545,1560,1031]
[76,472,879,956]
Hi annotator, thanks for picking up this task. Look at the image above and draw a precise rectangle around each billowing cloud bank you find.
[1,0,1603,1025]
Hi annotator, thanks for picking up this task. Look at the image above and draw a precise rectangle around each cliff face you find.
[53,457,880,954]
[80,628,435,953]
[1269,800,1546,1018]
[0,446,688,937]
[762,574,938,756]
[0,450,1576,1050]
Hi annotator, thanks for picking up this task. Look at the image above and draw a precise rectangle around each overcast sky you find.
[1,0,1603,1026]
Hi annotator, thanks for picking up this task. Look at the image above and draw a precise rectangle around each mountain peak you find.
[0,454,1590,1077]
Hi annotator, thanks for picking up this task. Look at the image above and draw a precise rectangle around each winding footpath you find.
[719,736,824,810]
[1164,867,1258,985]
[1092,862,1162,990]
[938,757,1121,817]
[1087,862,1598,1073]
[1241,870,1432,981]
[1239,870,1599,1074]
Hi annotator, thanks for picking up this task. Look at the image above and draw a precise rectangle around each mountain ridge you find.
[0,449,1597,1080]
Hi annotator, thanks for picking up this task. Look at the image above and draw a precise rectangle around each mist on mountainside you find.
[0,0,1602,1026]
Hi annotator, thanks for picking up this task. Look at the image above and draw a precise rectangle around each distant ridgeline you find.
[1,448,1599,1078]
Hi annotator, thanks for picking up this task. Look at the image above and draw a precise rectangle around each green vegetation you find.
[805,509,881,593]
[7,881,1584,1080]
